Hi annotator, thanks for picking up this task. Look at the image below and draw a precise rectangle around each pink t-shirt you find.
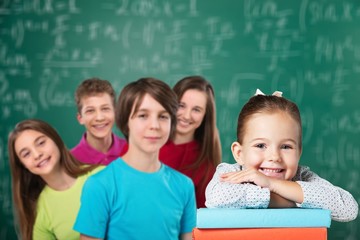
[71,133,127,165]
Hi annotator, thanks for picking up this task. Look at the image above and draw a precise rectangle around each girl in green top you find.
[8,119,102,240]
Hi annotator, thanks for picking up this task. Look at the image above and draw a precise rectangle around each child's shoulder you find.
[77,166,107,184]
[91,165,106,175]
[215,162,241,173]
[292,165,320,181]
[163,164,193,184]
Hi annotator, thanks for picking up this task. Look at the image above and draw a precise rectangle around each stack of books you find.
[193,208,331,240]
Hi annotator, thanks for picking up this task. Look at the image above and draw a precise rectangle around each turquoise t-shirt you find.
[33,166,104,240]
[74,158,196,240]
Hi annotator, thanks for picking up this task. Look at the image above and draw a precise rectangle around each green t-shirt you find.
[33,166,104,240]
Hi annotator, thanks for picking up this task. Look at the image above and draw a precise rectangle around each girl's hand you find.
[220,168,303,204]
[220,168,272,189]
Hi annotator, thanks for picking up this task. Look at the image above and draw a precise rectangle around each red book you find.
[192,227,327,240]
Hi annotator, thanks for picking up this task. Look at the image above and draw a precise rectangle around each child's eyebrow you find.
[100,103,112,107]
[249,138,298,144]
[136,108,148,112]
[159,110,170,116]
[134,108,169,116]
[83,106,95,109]
[249,137,267,142]
[283,139,298,145]
[194,105,204,110]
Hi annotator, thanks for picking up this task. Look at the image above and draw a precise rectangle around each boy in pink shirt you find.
[71,78,126,165]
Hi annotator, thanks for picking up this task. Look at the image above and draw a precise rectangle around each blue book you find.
[197,208,331,228]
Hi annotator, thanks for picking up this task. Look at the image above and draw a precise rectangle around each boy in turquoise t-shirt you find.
[74,78,196,240]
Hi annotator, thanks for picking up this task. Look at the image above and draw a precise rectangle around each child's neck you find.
[122,148,161,173]
[173,132,194,145]
[42,168,76,191]
[86,132,113,153]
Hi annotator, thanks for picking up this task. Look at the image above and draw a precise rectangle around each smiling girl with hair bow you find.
[205,89,358,222]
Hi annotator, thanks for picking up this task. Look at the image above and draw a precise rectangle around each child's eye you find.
[160,114,170,120]
[138,114,147,119]
[21,151,30,159]
[193,108,201,113]
[178,103,185,109]
[255,143,266,149]
[36,138,46,147]
[281,144,293,150]
[85,109,94,114]
[102,107,111,111]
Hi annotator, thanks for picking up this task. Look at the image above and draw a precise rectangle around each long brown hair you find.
[173,76,222,184]
[7,119,97,240]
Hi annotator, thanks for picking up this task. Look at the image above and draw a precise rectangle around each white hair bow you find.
[255,89,283,97]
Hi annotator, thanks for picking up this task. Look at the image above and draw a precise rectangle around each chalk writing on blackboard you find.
[312,135,360,170]
[205,17,236,56]
[39,69,74,109]
[302,66,351,107]
[0,45,31,76]
[119,54,174,74]
[1,19,49,48]
[301,107,314,145]
[43,48,102,68]
[191,46,212,74]
[0,73,37,119]
[314,36,358,64]
[300,0,360,31]
[320,111,360,135]
[112,0,198,17]
[0,0,80,15]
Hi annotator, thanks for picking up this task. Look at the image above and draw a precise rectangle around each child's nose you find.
[269,148,281,162]
[95,110,105,120]
[183,108,191,119]
[150,117,160,129]
[33,149,43,161]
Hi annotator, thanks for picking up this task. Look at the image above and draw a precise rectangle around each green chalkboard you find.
[1,0,359,239]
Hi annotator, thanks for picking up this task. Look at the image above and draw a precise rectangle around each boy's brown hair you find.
[116,77,178,141]
[75,77,116,113]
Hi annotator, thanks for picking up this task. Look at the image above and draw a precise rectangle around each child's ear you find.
[231,141,244,165]
[77,113,84,125]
